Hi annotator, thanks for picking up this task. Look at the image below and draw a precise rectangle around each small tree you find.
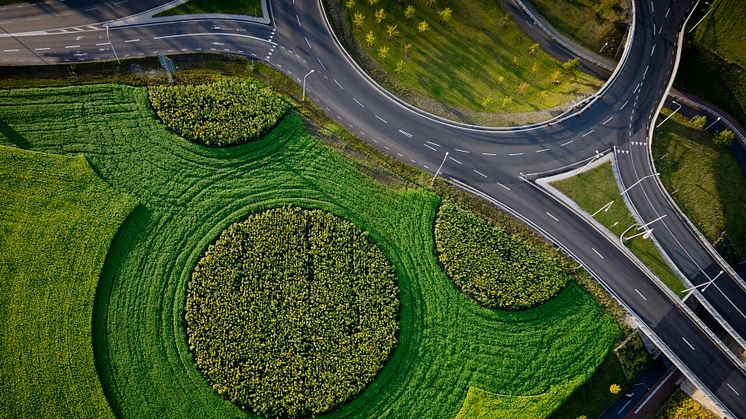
[530,62,539,76]
[501,96,513,109]
[404,5,415,19]
[539,91,548,102]
[395,60,405,73]
[550,69,562,84]
[480,95,493,109]
[426,0,436,6]
[386,24,399,39]
[496,75,505,84]
[418,20,429,33]
[528,43,539,55]
[517,82,529,95]
[375,8,386,23]
[562,58,580,77]
[689,115,706,130]
[403,43,413,57]
[368,0,378,6]
[365,31,376,47]
[378,45,390,59]
[345,0,356,9]
[609,384,621,395]
[439,7,453,23]
[713,129,735,146]
[353,12,365,27]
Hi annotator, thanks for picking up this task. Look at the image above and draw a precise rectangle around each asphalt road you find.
[1,0,745,416]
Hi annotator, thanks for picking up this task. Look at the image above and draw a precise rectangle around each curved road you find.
[1,0,745,416]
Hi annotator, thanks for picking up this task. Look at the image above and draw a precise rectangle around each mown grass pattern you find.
[0,146,136,418]
[435,202,567,310]
[186,207,399,417]
[149,80,289,146]
[0,84,619,418]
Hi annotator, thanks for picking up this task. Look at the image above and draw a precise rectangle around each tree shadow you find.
[0,118,30,149]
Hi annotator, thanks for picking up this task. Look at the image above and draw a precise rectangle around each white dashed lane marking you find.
[473,169,487,178]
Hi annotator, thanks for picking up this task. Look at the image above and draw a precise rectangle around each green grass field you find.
[0,83,620,418]
[528,0,629,57]
[0,146,136,418]
[691,0,746,69]
[675,0,746,127]
[653,110,746,264]
[155,0,262,17]
[552,162,686,296]
[340,0,600,124]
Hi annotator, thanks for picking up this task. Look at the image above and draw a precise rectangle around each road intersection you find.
[1,0,745,416]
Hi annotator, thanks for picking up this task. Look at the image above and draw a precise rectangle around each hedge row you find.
[435,201,568,310]
[149,79,289,146]
[185,207,399,417]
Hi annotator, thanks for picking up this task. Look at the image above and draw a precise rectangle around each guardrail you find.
[449,177,736,418]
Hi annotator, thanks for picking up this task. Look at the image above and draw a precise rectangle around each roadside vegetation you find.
[676,0,746,128]
[0,75,621,417]
[0,146,136,418]
[149,80,289,146]
[653,109,746,265]
[654,389,718,419]
[552,162,686,296]
[154,0,262,17]
[186,207,399,417]
[328,0,600,125]
[435,201,567,309]
[527,0,630,58]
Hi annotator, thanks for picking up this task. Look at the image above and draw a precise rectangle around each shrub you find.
[713,129,735,146]
[185,207,399,417]
[149,79,289,146]
[434,202,568,309]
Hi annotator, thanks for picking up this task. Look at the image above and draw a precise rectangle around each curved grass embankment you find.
[0,146,136,418]
[336,0,601,125]
[0,83,619,418]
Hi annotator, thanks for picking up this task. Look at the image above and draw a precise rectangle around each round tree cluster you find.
[149,79,290,146]
[435,201,567,310]
[185,207,399,417]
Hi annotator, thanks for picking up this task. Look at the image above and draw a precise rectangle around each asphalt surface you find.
[1,0,745,416]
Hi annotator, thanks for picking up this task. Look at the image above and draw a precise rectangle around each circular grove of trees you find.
[185,207,399,417]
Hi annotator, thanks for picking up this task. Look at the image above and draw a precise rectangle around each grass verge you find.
[653,109,746,264]
[0,83,620,418]
[552,162,686,296]
[675,0,746,128]
[527,0,630,58]
[654,389,718,419]
[154,0,262,17]
[0,146,136,418]
[326,0,600,126]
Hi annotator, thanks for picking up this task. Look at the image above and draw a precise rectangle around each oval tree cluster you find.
[185,207,399,417]
[435,201,568,310]
[149,79,290,146]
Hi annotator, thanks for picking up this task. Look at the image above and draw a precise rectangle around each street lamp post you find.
[656,101,682,128]
[682,270,724,301]
[688,2,713,33]
[431,151,449,186]
[619,214,667,244]
[302,69,315,102]
[705,116,721,130]
[620,172,660,196]
[105,24,121,65]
